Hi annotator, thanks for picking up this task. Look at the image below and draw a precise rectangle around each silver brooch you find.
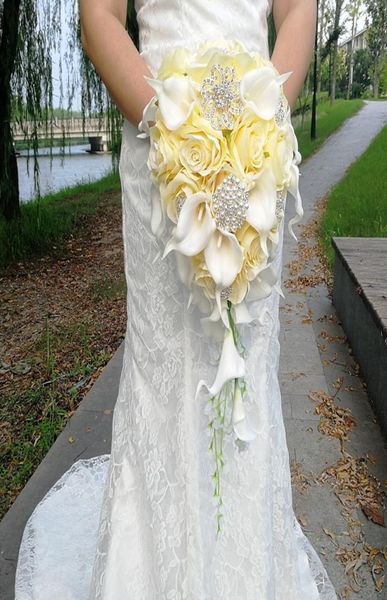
[200,64,243,130]
[274,95,287,127]
[275,189,286,219]
[212,174,249,232]
[220,286,233,300]
[176,192,186,217]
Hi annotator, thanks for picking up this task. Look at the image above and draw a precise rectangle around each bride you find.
[15,1,339,598]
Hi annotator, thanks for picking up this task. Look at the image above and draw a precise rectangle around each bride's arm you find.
[79,0,155,126]
[270,0,317,112]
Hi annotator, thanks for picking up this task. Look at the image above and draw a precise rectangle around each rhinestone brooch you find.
[275,189,286,219]
[220,286,233,300]
[274,95,287,127]
[176,192,186,217]
[200,64,244,130]
[212,174,249,233]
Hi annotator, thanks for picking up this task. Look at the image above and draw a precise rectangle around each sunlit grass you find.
[0,170,121,271]
[319,124,387,269]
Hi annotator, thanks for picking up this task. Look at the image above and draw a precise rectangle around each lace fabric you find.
[15,1,338,598]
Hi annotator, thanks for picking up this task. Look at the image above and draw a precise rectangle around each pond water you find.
[17,143,115,203]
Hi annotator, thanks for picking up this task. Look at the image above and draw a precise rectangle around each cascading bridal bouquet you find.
[137,38,304,535]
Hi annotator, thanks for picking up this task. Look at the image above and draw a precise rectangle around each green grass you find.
[319,124,387,268]
[0,317,112,517]
[0,170,121,271]
[295,98,365,160]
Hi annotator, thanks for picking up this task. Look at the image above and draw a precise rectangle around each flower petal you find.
[246,168,277,256]
[234,300,254,324]
[240,67,291,120]
[204,229,244,288]
[195,327,245,400]
[137,94,157,138]
[163,193,216,258]
[144,75,197,130]
[287,162,304,241]
[232,383,258,442]
[247,263,278,301]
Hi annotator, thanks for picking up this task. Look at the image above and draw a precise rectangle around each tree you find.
[365,0,387,98]
[317,0,329,93]
[329,0,345,103]
[0,0,22,220]
[352,48,373,96]
[0,0,139,222]
[345,0,363,99]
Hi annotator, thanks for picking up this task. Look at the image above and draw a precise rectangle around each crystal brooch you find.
[200,64,243,130]
[274,95,287,127]
[212,174,249,233]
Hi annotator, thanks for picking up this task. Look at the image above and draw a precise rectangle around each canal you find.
[17,143,115,203]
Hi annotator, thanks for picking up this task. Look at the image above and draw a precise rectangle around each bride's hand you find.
[79,0,156,127]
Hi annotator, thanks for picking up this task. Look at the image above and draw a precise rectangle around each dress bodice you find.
[135,0,274,75]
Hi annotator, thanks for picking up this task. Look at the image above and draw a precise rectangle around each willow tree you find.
[0,0,139,222]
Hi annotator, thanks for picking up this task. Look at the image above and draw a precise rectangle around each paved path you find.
[1,100,386,600]
[280,99,387,599]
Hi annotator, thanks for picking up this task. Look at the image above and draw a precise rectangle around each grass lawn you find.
[0,170,121,272]
[319,124,387,269]
[0,191,126,519]
[294,98,365,160]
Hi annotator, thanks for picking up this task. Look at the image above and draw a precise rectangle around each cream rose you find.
[229,112,274,176]
[148,120,183,180]
[160,172,203,223]
[263,125,294,188]
[177,110,229,177]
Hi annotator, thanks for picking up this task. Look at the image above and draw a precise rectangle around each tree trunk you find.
[329,0,343,105]
[317,0,326,94]
[373,71,380,98]
[330,41,338,103]
[0,0,21,221]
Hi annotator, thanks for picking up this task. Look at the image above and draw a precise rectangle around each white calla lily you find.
[204,228,244,288]
[174,252,194,289]
[233,300,254,324]
[195,327,245,400]
[232,384,258,442]
[162,192,216,258]
[240,66,292,120]
[245,168,278,256]
[287,162,303,241]
[247,263,278,301]
[137,94,157,139]
[144,75,197,130]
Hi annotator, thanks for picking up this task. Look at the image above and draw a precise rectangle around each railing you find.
[11,117,110,140]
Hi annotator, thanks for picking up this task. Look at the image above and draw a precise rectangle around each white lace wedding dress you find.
[14,1,338,598]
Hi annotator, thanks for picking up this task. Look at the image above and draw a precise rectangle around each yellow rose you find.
[188,43,260,84]
[190,251,216,301]
[224,222,267,303]
[177,109,229,177]
[158,47,193,79]
[148,120,181,180]
[160,172,204,223]
[229,111,274,176]
[263,125,294,188]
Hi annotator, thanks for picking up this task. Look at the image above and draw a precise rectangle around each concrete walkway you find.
[1,100,386,600]
[280,100,387,599]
